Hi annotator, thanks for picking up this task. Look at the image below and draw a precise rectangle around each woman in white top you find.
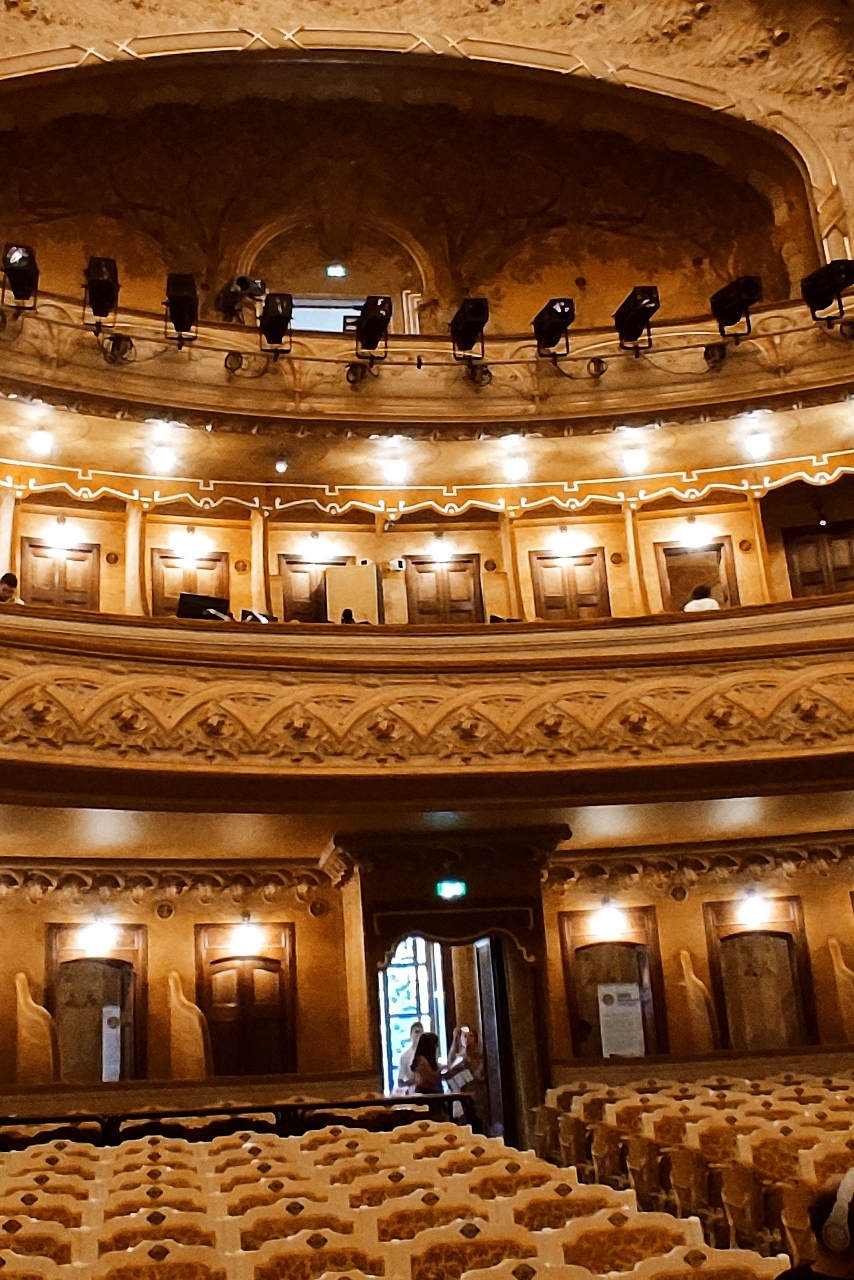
[683,584,721,612]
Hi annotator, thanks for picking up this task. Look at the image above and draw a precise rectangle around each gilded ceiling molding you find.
[0,860,330,910]
[546,834,854,898]
[1,610,853,776]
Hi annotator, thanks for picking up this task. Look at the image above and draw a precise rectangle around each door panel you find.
[785,526,854,598]
[405,555,484,624]
[530,549,611,620]
[278,555,348,622]
[206,956,285,1076]
[151,548,229,616]
[20,538,100,610]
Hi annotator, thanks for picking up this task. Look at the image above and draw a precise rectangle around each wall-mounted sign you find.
[598,982,645,1058]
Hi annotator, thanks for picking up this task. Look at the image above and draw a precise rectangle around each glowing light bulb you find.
[46,518,83,553]
[548,526,592,558]
[275,458,288,475]
[149,446,177,474]
[621,446,649,474]
[737,893,771,928]
[430,537,452,564]
[169,527,213,566]
[744,432,771,461]
[28,428,54,458]
[77,920,119,956]
[503,455,529,482]
[298,532,333,561]
[590,904,628,939]
[383,457,409,485]
[678,520,715,549]
[230,921,265,954]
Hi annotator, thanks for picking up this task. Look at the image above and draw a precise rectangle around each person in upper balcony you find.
[0,572,23,605]
[683,584,721,613]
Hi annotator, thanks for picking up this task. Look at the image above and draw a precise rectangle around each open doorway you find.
[378,931,542,1147]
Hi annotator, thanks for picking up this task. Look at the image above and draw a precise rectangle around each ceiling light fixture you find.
[83,256,119,332]
[801,259,854,324]
[28,428,54,458]
[503,454,529,483]
[149,445,177,474]
[259,292,293,357]
[621,444,649,474]
[2,243,39,308]
[274,458,288,475]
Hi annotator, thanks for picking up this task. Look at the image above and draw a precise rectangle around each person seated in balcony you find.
[683,584,721,613]
[340,608,356,624]
[0,572,23,605]
[776,1171,854,1280]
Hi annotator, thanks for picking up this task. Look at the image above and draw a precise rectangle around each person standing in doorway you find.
[411,1031,443,1094]
[394,1021,424,1094]
[683,584,721,612]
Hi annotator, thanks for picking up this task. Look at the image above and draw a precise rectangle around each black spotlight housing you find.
[709,275,762,339]
[164,273,198,344]
[355,295,392,358]
[258,292,293,355]
[533,297,576,357]
[801,259,854,323]
[83,256,119,330]
[2,243,39,307]
[613,285,659,351]
[450,297,489,360]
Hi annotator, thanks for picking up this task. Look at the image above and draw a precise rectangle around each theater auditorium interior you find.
[0,0,854,1277]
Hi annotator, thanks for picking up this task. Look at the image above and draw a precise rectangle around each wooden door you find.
[719,932,806,1052]
[529,548,610,620]
[572,942,656,1058]
[655,537,739,611]
[785,526,854,598]
[405,555,484,624]
[151,548,229,616]
[278,555,348,622]
[20,538,100,610]
[205,956,286,1076]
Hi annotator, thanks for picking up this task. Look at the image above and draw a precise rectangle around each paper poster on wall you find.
[597,982,645,1058]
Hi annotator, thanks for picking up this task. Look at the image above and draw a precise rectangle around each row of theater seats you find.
[534,1071,854,1264]
[0,1117,788,1280]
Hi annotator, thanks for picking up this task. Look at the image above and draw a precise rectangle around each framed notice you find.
[597,982,645,1058]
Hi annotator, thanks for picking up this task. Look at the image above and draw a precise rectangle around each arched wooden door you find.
[206,955,287,1076]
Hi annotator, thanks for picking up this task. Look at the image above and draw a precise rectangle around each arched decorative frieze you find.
[1,605,854,779]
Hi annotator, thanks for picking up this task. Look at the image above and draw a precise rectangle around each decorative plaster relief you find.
[0,860,328,906]
[1,620,854,775]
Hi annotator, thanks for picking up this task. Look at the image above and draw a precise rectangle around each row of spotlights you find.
[4,246,852,370]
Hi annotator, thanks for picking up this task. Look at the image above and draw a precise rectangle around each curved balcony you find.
[1,595,852,808]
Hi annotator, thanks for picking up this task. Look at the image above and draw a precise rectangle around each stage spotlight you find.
[163,273,198,345]
[356,295,392,358]
[258,292,293,355]
[83,256,119,328]
[586,356,607,379]
[710,275,762,338]
[703,342,728,371]
[224,351,245,373]
[2,243,39,307]
[450,298,489,360]
[532,297,575,358]
[613,285,659,351]
[101,333,134,365]
[801,259,854,323]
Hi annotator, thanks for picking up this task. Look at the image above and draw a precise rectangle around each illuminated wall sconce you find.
[621,445,649,474]
[45,515,83,555]
[429,533,453,564]
[382,457,409,485]
[548,525,592,558]
[298,530,333,562]
[736,892,771,929]
[28,428,54,458]
[678,516,715,549]
[229,915,266,956]
[590,903,629,940]
[743,432,771,461]
[77,920,120,956]
[169,526,213,567]
[503,454,529,483]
